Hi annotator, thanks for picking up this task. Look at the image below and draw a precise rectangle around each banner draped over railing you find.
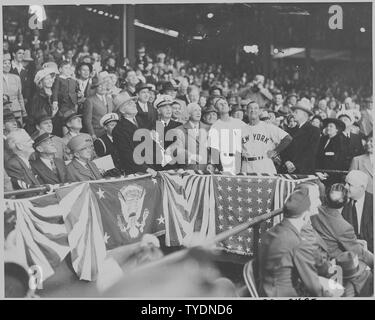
[4,172,317,281]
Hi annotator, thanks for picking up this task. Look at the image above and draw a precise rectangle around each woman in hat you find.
[316,118,346,186]
[3,52,27,126]
[29,67,59,135]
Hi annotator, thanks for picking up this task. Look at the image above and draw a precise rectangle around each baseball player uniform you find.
[208,118,247,174]
[241,121,288,174]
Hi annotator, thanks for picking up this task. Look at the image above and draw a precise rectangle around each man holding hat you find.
[282,98,320,174]
[5,129,40,190]
[83,73,114,140]
[337,110,365,170]
[258,189,334,297]
[94,113,121,169]
[112,97,157,176]
[3,52,27,125]
[66,133,103,182]
[30,133,70,185]
[336,251,373,297]
[135,82,157,129]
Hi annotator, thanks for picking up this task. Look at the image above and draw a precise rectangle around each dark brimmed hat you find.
[283,189,311,218]
[161,81,178,93]
[322,118,345,132]
[35,114,52,125]
[75,61,93,74]
[63,110,82,124]
[311,115,323,123]
[336,251,367,280]
[33,132,52,149]
[135,82,152,94]
[230,105,244,115]
[202,106,218,115]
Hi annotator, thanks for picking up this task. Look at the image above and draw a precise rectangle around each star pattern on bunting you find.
[97,188,105,199]
[214,176,277,256]
[104,232,110,244]
[157,216,165,225]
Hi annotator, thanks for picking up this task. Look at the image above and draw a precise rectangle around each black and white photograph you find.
[2,1,374,301]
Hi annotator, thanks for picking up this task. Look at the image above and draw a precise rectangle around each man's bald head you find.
[345,170,368,200]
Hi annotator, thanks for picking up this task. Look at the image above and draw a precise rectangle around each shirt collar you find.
[18,155,31,168]
[356,193,366,206]
[299,120,307,128]
[76,158,89,168]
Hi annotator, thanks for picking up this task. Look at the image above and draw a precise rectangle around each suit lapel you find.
[73,159,95,179]
[36,158,60,183]
[16,156,39,185]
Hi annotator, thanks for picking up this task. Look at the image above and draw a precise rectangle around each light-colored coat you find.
[350,154,373,194]
[3,73,26,117]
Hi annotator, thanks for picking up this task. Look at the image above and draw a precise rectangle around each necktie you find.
[133,118,139,128]
[351,200,359,236]
[50,160,57,175]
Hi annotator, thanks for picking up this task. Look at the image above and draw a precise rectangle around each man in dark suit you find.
[258,189,333,297]
[337,111,365,170]
[342,170,373,252]
[30,133,70,185]
[282,99,320,174]
[5,129,40,190]
[135,82,157,129]
[112,97,157,176]
[151,95,182,171]
[94,113,121,170]
[311,183,373,268]
[66,133,103,182]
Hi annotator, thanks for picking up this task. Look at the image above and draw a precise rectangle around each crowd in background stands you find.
[3,30,374,299]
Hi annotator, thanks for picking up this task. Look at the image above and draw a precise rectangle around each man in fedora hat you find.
[30,132,70,185]
[201,106,218,127]
[82,73,114,140]
[337,110,365,170]
[66,133,103,182]
[258,189,335,297]
[336,251,373,297]
[112,97,157,176]
[135,82,157,129]
[282,98,320,174]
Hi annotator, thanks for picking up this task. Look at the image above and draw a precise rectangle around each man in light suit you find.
[350,135,373,194]
[311,183,373,268]
[5,129,40,190]
[66,134,103,182]
[83,74,114,139]
[342,170,373,253]
[30,132,70,185]
[174,103,210,171]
